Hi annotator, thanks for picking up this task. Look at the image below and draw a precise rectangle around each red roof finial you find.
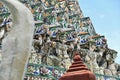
[73,52,82,62]
[59,51,96,80]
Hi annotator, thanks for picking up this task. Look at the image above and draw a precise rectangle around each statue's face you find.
[106,54,111,61]
[51,0,56,5]
[41,0,45,3]
[113,53,117,59]
[89,45,96,51]
[59,1,66,9]
[68,4,75,11]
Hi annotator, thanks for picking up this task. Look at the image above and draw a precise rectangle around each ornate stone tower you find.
[0,0,120,80]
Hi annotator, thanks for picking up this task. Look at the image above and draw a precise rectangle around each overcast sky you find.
[78,0,120,63]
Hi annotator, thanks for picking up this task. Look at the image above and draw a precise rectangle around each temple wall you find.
[0,0,120,80]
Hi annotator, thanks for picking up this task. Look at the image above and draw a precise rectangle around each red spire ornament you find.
[59,51,96,80]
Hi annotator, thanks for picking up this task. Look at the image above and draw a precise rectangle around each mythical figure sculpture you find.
[0,0,34,80]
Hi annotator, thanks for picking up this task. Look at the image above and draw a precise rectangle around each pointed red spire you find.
[73,53,82,61]
[59,51,96,80]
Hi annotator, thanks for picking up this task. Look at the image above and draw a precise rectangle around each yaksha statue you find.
[0,0,34,80]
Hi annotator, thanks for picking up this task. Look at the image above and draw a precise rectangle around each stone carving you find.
[0,0,34,80]
[104,69,113,80]
[108,61,117,76]
[33,35,43,53]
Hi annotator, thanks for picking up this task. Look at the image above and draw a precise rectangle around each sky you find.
[78,0,120,63]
